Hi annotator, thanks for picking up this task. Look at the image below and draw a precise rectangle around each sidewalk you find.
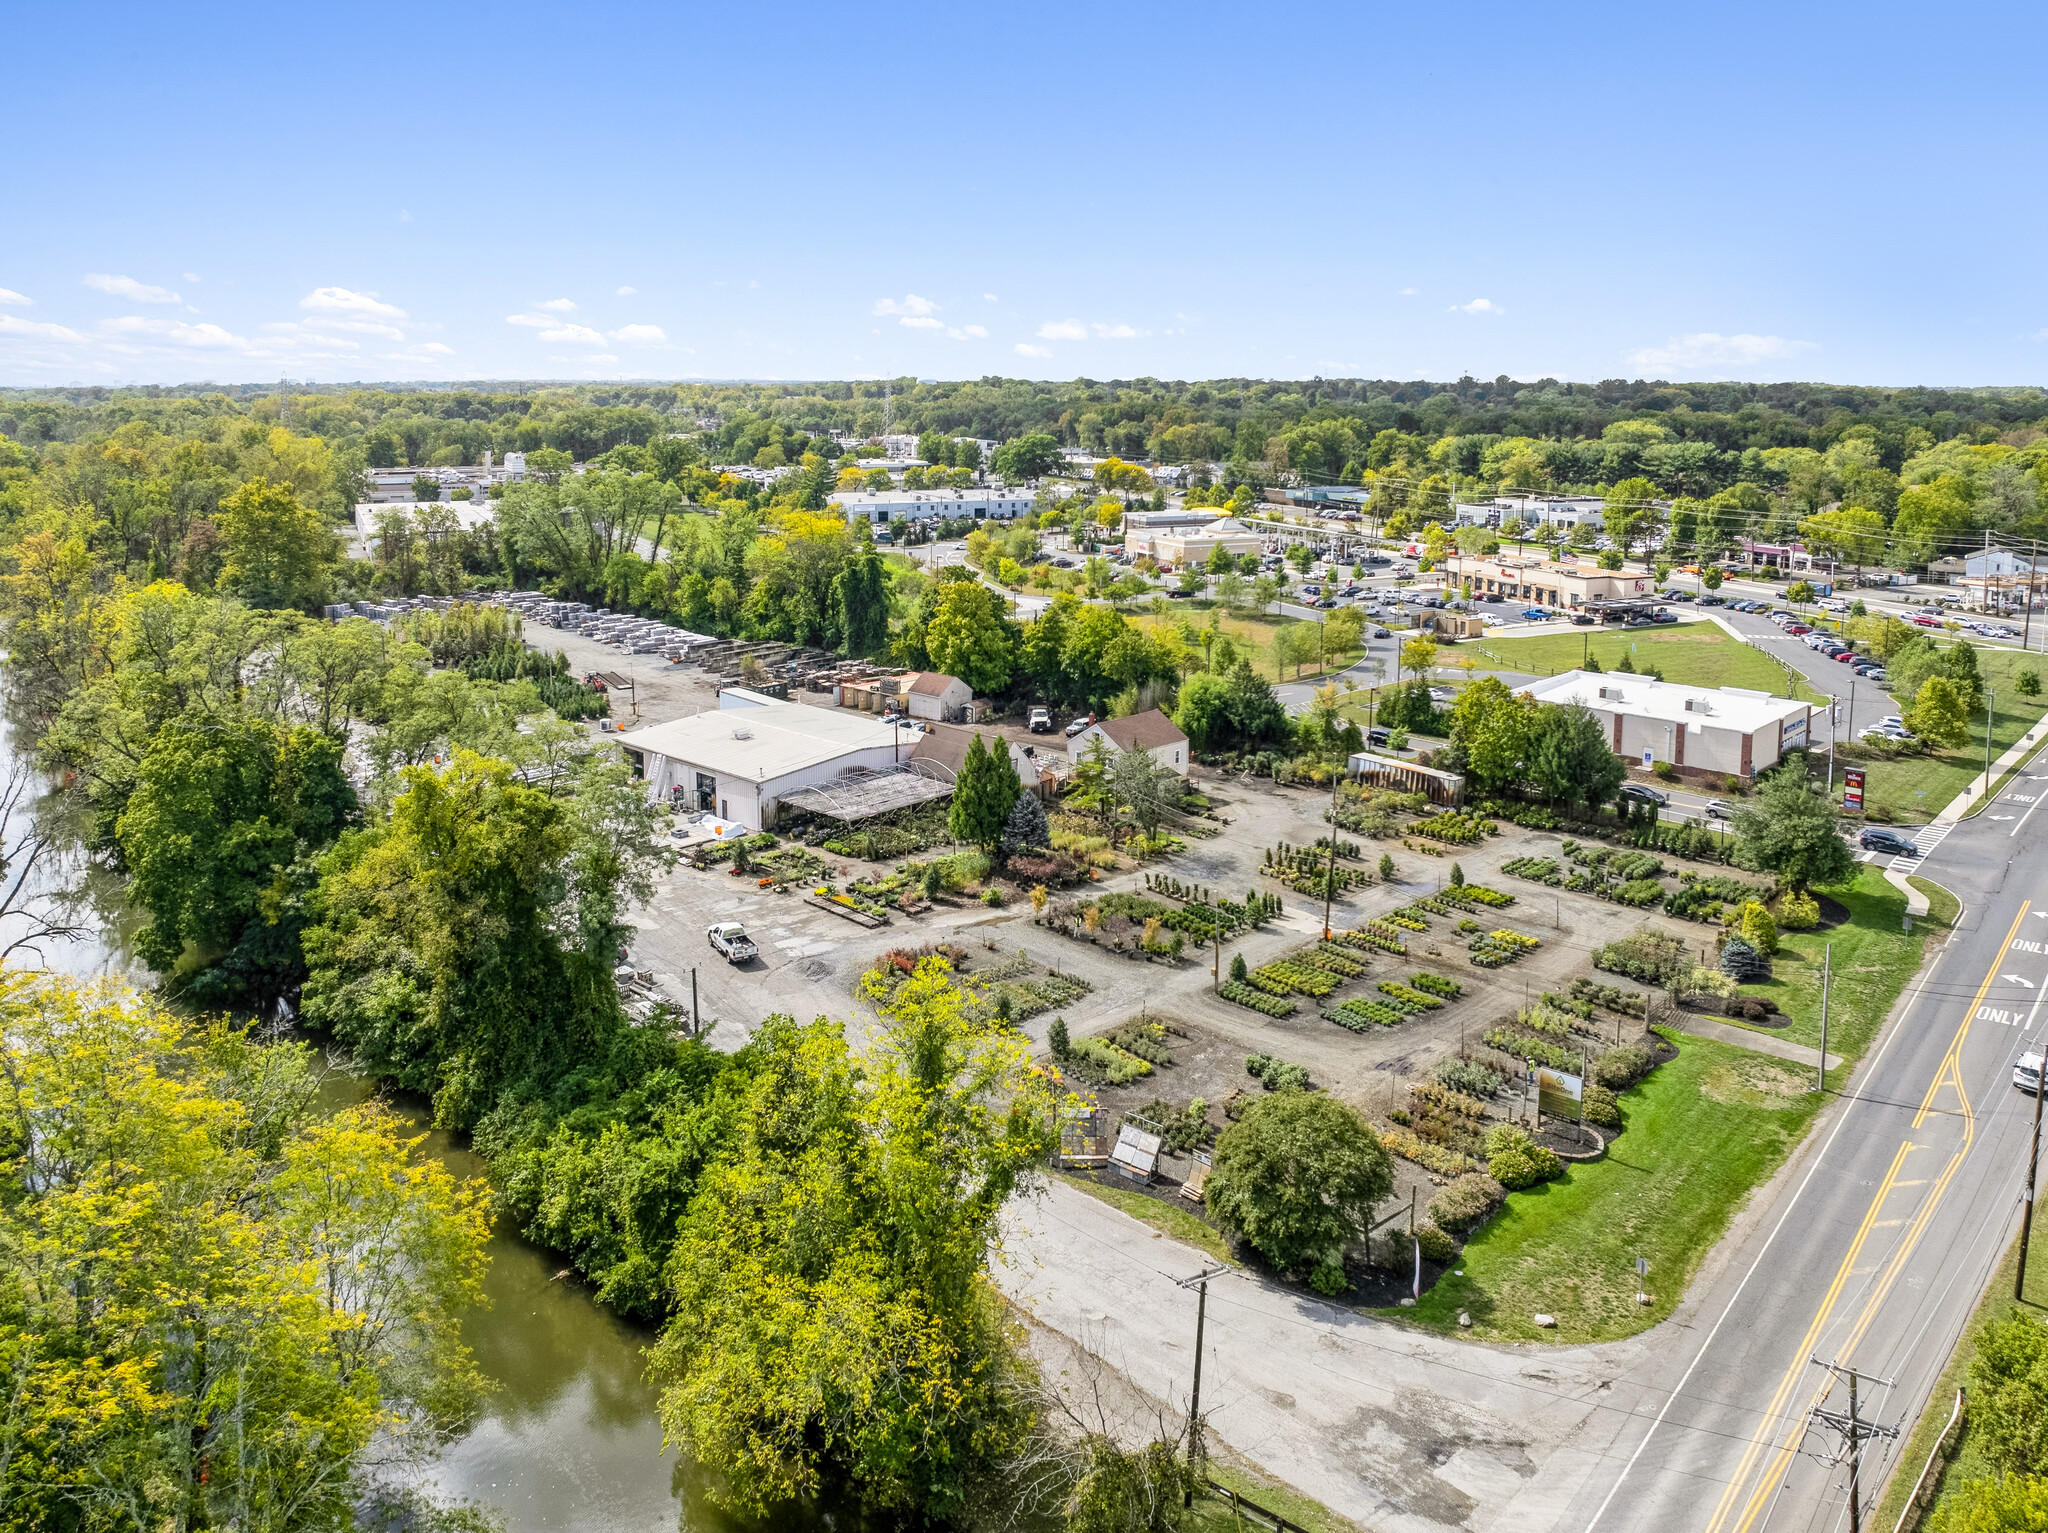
[1673,1012,1841,1072]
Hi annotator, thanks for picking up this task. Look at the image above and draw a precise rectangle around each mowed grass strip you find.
[1386,1032,1824,1343]
[1467,620,1819,697]
[1128,610,1361,684]
[1054,1169,1232,1265]
[1728,865,1934,1067]
[1856,647,2048,820]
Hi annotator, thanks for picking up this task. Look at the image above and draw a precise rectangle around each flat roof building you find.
[831,488,1032,523]
[617,694,933,828]
[1443,552,1656,609]
[1515,670,1818,782]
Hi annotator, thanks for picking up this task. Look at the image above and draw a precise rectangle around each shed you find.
[1066,709,1190,776]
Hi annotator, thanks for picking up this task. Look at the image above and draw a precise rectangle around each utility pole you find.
[1985,686,1998,793]
[1176,1266,1229,1503]
[1321,768,1343,939]
[1809,1359,1897,1533]
[2019,1037,2045,1301]
[1815,943,1832,1092]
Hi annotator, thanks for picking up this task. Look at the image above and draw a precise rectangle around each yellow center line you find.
[1705,898,2031,1533]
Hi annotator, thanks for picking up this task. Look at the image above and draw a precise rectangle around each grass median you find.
[1385,1031,1825,1343]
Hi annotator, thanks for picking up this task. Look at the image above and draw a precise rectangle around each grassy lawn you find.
[1055,1169,1232,1264]
[1855,647,2048,822]
[1386,1031,1825,1343]
[1128,610,1361,685]
[1193,1463,1362,1533]
[1723,865,1938,1069]
[1909,875,1962,929]
[1464,621,1822,699]
[1872,1213,2048,1533]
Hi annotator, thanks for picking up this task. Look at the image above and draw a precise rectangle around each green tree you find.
[1927,1474,2048,1533]
[2019,669,2042,699]
[832,540,889,657]
[948,733,1021,851]
[0,975,490,1530]
[1446,676,1539,791]
[1204,1092,1393,1271]
[1906,675,1973,748]
[1729,769,1855,892]
[993,432,1064,482]
[217,476,339,612]
[301,751,626,1129]
[651,960,1053,1519]
[116,717,357,1008]
[1527,701,1624,807]
[1603,477,1664,559]
[411,473,442,502]
[1967,1314,2048,1478]
[1786,580,1816,605]
[926,580,1015,694]
[1702,565,1723,590]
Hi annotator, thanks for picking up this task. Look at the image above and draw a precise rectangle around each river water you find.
[2,718,774,1533]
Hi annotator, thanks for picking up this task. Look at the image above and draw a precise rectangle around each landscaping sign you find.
[1843,767,1866,814]
[1537,1065,1584,1121]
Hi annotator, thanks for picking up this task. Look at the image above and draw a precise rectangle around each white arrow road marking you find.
[2003,974,2038,988]
[1990,815,2018,820]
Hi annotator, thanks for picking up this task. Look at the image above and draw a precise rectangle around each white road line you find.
[1580,924,1962,1533]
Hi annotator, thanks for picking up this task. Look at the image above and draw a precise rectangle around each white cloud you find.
[506,313,551,327]
[1400,287,1418,296]
[1449,297,1503,315]
[540,324,607,346]
[1014,342,1053,358]
[0,288,29,307]
[615,285,637,296]
[0,314,84,343]
[1036,319,1088,341]
[1092,322,1146,339]
[183,273,201,283]
[946,324,989,340]
[300,286,406,318]
[900,316,944,330]
[535,297,577,312]
[266,317,407,342]
[608,323,668,345]
[105,316,252,350]
[873,294,939,317]
[983,293,998,302]
[1627,332,1813,371]
[85,273,181,304]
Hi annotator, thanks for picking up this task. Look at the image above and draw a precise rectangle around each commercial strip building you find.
[830,487,1033,523]
[1120,510,1265,566]
[1441,552,1656,609]
[1452,494,1606,531]
[363,452,527,503]
[1930,547,2041,611]
[1515,671,1819,782]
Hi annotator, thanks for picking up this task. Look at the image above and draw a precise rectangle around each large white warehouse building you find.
[1517,670,1818,782]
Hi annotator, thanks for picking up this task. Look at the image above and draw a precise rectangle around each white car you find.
[2019,1052,2044,1094]
[1878,715,1906,731]
[1703,799,1733,820]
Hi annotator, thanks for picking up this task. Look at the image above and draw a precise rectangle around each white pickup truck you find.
[707,922,757,964]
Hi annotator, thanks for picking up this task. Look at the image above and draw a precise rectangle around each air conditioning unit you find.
[1598,687,1623,701]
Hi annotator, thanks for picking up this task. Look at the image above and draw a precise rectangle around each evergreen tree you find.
[948,734,1020,852]
[999,787,1052,858]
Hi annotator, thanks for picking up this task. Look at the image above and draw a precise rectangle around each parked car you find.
[1651,610,1677,624]
[1832,649,1859,663]
[1912,613,1944,627]
[708,922,758,964]
[1879,715,1907,730]
[1858,724,1914,742]
[1029,706,1052,733]
[1859,827,1920,855]
[1698,594,1726,606]
[1428,686,1455,703]
[1786,622,1811,635]
[1855,666,1889,682]
[1619,783,1669,806]
[1367,727,1391,746]
[1064,714,1094,737]
[1572,612,1596,625]
[2019,1051,2044,1094]
[1521,607,1552,621]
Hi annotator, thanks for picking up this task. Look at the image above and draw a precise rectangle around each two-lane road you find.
[1556,802,2048,1533]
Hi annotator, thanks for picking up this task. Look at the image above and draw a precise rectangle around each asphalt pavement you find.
[1553,776,2048,1533]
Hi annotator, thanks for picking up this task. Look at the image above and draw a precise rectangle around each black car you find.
[1619,783,1669,806]
[1859,827,1920,855]
[1367,727,1391,746]
[1571,613,1595,625]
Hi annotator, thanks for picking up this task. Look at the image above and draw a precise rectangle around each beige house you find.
[1066,709,1191,776]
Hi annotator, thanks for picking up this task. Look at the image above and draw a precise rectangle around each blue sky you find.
[3,0,2044,390]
